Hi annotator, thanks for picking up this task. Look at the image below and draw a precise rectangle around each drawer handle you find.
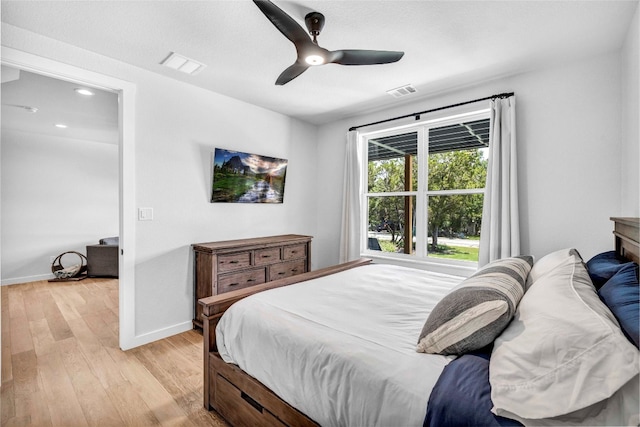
[229,260,239,264]
[278,272,285,275]
[261,255,271,258]
[247,279,255,283]
[229,282,239,286]
[291,269,298,273]
[241,391,263,413]
[291,251,297,254]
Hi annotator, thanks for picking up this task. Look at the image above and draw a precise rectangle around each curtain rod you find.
[348,91,514,132]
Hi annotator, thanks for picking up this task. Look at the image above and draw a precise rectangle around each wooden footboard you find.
[199,258,372,425]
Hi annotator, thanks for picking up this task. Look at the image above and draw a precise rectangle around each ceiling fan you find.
[253,0,405,85]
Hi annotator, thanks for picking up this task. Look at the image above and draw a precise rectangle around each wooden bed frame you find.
[199,257,372,426]
[199,217,639,426]
[611,217,639,263]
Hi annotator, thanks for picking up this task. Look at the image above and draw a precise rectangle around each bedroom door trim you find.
[1,47,138,350]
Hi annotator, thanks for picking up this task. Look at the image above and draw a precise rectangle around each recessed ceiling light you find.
[75,88,94,96]
[55,123,68,128]
[160,52,206,75]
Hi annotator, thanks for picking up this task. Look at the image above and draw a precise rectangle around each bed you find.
[199,217,640,426]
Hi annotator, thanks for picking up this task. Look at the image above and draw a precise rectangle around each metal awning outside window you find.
[368,118,490,161]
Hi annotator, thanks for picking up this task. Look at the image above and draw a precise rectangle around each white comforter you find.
[216,263,462,427]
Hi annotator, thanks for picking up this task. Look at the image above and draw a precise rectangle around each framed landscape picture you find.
[211,148,288,203]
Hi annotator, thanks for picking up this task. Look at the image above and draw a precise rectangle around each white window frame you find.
[359,108,490,276]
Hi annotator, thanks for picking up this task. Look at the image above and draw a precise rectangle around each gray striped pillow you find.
[417,256,533,355]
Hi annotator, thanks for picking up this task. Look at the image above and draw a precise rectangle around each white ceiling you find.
[1,0,638,127]
[1,67,119,144]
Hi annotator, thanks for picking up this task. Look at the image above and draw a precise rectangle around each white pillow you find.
[490,249,639,420]
[495,375,640,427]
[526,247,573,287]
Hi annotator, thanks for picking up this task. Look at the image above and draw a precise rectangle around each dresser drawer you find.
[218,252,251,273]
[269,260,306,281]
[218,269,266,294]
[283,244,306,260]
[255,247,281,266]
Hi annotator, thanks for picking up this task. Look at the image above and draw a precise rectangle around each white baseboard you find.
[121,320,193,351]
[1,273,54,286]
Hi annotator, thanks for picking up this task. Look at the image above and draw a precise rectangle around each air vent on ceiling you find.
[160,52,206,75]
[386,84,417,98]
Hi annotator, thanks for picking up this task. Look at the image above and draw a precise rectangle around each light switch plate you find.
[138,207,153,221]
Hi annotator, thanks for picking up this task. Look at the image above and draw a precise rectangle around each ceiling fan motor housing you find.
[305,12,325,38]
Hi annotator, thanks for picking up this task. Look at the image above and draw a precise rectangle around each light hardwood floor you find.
[1,278,227,426]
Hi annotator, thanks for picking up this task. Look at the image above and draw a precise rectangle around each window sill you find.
[361,251,477,278]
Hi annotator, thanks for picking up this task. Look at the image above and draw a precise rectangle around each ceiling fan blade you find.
[276,62,310,85]
[253,0,310,46]
[330,50,405,66]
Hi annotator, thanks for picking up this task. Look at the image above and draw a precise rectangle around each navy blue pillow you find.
[598,262,639,348]
[424,349,522,427]
[586,251,630,289]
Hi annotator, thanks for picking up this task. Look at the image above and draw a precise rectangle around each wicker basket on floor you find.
[50,251,88,281]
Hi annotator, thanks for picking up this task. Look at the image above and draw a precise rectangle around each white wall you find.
[1,130,118,284]
[621,4,640,216]
[132,77,318,335]
[1,24,318,340]
[316,51,627,268]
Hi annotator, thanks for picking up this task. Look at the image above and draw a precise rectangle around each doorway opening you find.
[1,47,137,350]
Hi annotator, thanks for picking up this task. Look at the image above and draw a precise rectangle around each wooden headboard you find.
[611,217,640,263]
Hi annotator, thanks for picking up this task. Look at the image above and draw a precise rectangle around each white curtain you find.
[479,96,520,266]
[339,131,362,263]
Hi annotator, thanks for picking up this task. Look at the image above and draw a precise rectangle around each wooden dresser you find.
[192,234,312,329]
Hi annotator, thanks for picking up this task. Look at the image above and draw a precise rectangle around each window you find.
[363,110,490,264]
